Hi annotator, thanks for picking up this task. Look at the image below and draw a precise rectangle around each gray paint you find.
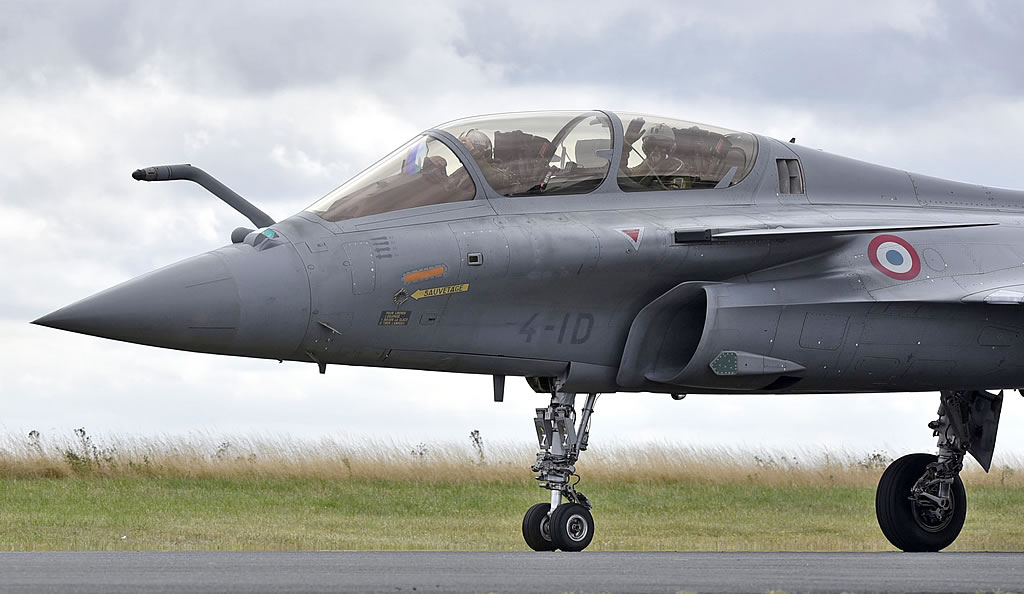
[33,111,1024,398]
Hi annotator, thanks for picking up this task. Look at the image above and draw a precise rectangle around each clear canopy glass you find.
[307,135,475,223]
[306,111,760,224]
[616,113,757,192]
[440,111,613,197]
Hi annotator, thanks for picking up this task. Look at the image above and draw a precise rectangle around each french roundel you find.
[868,234,920,280]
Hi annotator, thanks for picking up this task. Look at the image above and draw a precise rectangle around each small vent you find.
[673,229,711,244]
[762,375,803,392]
[777,159,804,194]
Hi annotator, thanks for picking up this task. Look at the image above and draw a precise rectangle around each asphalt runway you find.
[1,551,1023,593]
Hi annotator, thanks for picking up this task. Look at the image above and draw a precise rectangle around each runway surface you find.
[1,551,1023,593]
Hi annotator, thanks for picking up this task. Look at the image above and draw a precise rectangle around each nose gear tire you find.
[522,503,556,551]
[875,453,966,552]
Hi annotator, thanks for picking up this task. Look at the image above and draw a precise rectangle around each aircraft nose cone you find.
[34,243,310,359]
[34,252,241,353]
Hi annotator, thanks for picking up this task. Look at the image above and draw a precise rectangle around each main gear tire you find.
[875,453,966,552]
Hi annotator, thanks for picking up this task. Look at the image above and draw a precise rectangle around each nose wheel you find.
[522,391,599,551]
[521,503,555,551]
[549,503,595,552]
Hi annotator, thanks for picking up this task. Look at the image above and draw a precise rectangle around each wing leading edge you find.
[711,221,999,240]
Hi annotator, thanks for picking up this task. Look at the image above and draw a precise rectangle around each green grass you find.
[3,477,1023,551]
[3,431,1024,551]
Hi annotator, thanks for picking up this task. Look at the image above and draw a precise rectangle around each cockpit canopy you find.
[441,111,613,197]
[307,135,476,223]
[307,111,758,223]
[616,113,757,192]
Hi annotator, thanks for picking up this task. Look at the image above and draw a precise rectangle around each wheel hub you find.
[911,493,955,533]
[565,513,589,542]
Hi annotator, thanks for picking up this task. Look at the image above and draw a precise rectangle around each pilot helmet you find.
[459,129,493,160]
[641,123,676,159]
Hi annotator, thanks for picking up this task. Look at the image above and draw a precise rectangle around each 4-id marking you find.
[519,312,594,344]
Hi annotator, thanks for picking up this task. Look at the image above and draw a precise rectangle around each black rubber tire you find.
[522,503,556,551]
[550,503,595,552]
[875,453,967,552]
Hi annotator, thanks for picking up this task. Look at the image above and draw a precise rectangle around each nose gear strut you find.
[522,391,599,551]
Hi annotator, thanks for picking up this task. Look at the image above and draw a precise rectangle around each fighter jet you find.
[34,110,1020,552]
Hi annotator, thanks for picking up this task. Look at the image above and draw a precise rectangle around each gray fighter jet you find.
[35,110,1021,552]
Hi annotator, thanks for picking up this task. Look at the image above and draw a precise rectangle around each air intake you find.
[777,159,804,194]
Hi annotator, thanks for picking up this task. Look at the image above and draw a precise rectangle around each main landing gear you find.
[522,392,599,552]
[875,389,1003,551]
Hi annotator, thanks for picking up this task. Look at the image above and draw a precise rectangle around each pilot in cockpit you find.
[621,118,689,190]
[458,129,515,194]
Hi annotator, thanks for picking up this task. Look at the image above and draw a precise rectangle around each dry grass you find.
[3,428,1023,487]
[4,430,1024,551]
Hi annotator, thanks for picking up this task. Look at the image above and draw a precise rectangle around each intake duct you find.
[617,281,809,392]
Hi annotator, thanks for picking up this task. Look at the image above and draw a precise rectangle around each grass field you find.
[2,430,1023,551]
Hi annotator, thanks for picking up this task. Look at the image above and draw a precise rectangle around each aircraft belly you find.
[379,350,567,377]
[618,269,1024,394]
[668,300,1024,393]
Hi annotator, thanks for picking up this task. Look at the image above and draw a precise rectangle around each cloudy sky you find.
[4,1,1024,459]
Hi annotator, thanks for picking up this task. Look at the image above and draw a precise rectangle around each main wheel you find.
[522,503,556,551]
[875,453,967,552]
[550,503,594,552]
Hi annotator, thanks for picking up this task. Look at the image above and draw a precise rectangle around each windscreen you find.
[307,135,475,222]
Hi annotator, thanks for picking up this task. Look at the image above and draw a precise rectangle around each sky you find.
[4,0,1024,460]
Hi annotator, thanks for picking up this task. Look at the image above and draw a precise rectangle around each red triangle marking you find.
[621,228,640,243]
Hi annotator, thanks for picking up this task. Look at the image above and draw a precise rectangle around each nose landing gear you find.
[521,502,555,551]
[875,389,1003,551]
[521,392,598,552]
